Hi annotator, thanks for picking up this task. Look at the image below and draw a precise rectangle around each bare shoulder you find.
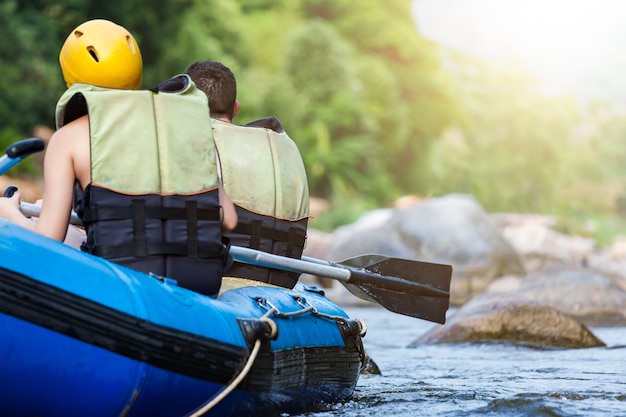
[47,115,90,161]
[50,115,89,145]
[47,115,91,188]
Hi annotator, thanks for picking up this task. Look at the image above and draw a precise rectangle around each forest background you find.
[2,0,626,245]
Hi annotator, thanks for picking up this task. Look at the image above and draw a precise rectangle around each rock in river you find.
[410,292,606,349]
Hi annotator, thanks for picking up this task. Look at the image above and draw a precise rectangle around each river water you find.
[291,306,626,417]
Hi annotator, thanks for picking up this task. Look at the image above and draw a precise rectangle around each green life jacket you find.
[213,117,309,288]
[57,75,229,296]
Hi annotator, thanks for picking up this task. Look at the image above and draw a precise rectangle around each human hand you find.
[0,190,23,220]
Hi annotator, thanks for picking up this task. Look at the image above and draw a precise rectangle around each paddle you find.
[17,200,451,323]
[0,138,45,175]
[230,246,451,323]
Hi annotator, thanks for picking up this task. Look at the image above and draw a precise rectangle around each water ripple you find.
[289,307,626,417]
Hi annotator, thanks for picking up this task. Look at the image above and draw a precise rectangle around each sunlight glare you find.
[413,0,626,98]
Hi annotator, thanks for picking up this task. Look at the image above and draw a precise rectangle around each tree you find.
[301,0,461,194]
[0,1,66,138]
[281,20,395,199]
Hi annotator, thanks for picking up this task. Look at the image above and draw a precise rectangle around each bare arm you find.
[32,121,83,241]
[219,185,237,231]
[7,116,90,242]
[0,145,73,240]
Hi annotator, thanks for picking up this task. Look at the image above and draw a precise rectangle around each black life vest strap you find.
[90,242,227,259]
[132,199,147,257]
[83,199,222,259]
[82,205,221,223]
[286,228,299,258]
[186,201,198,258]
[232,222,307,249]
[249,220,262,249]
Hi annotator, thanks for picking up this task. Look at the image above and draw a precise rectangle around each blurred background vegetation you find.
[1,0,626,245]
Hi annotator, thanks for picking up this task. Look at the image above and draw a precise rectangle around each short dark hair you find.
[184,60,237,120]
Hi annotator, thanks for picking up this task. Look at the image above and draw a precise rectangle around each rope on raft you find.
[187,308,278,417]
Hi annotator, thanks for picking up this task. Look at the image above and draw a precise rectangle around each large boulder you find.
[491,213,626,293]
[513,264,626,326]
[492,213,596,273]
[587,238,626,290]
[411,292,606,349]
[302,228,332,260]
[321,194,526,305]
[322,208,411,259]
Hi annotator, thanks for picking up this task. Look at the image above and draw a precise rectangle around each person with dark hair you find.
[0,21,237,296]
[184,60,240,122]
[185,60,309,289]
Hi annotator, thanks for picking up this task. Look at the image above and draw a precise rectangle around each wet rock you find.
[411,292,606,349]
[514,264,626,326]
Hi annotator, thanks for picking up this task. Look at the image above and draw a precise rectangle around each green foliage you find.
[282,21,359,195]
[284,20,355,104]
[419,50,626,245]
[0,0,194,136]
[4,0,626,245]
[239,0,289,13]
[151,0,247,84]
[555,213,626,247]
[0,128,42,177]
[1,0,454,209]
[0,1,66,136]
[303,0,461,193]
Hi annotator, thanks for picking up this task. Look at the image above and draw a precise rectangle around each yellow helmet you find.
[59,19,143,89]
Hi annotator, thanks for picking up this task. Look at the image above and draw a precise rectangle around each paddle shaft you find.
[230,246,350,282]
[20,202,82,225]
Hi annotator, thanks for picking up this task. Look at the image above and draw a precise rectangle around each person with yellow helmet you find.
[0,19,238,296]
[58,19,143,90]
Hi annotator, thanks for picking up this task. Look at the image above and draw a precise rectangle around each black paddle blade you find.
[339,255,452,324]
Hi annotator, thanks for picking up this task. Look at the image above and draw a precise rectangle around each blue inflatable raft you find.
[0,219,365,416]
